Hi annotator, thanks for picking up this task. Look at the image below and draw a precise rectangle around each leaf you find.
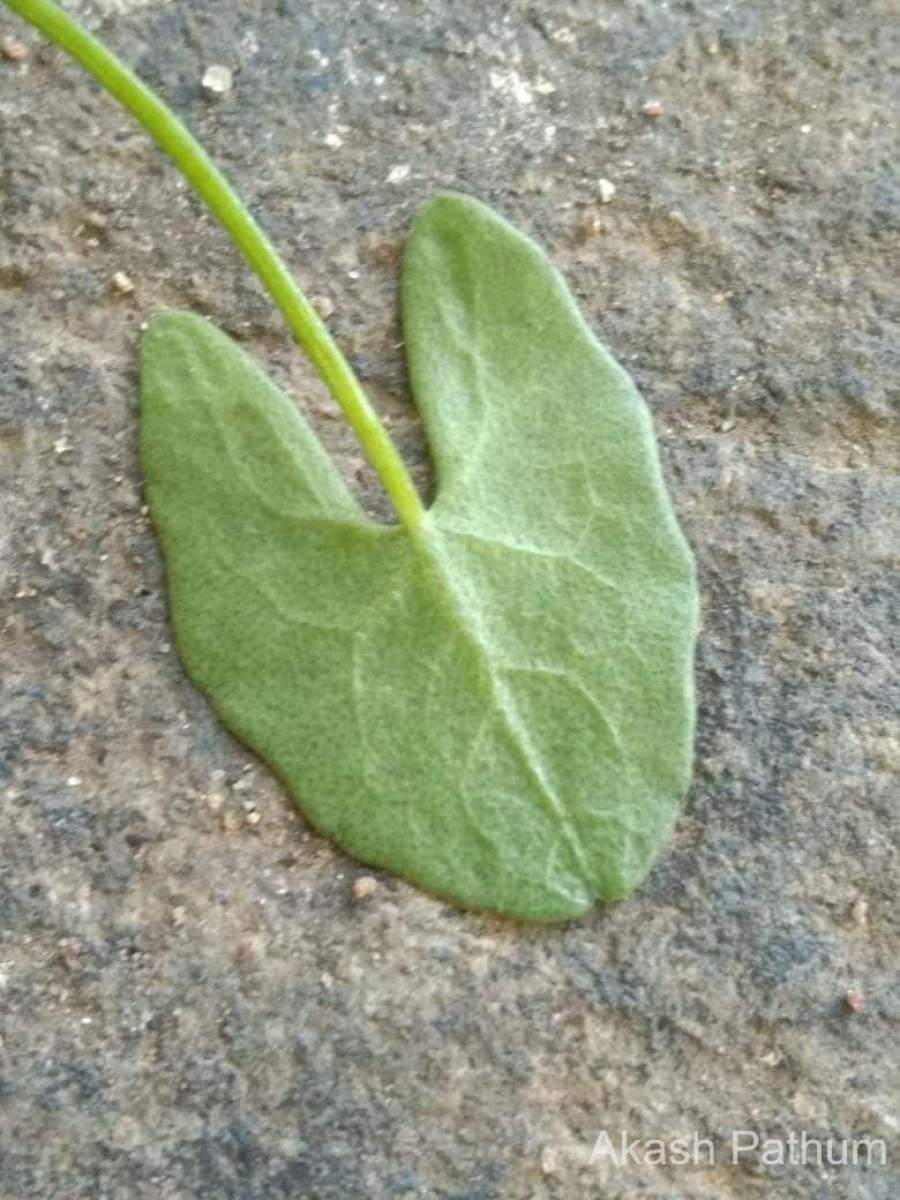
[140,193,698,920]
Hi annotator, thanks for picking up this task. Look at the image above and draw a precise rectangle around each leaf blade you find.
[140,199,698,920]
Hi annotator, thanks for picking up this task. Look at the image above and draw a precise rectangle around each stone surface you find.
[0,1,897,1197]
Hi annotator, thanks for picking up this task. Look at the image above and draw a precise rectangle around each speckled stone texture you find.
[0,1,898,1197]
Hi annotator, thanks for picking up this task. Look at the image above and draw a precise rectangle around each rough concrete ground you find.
[1,1,898,1197]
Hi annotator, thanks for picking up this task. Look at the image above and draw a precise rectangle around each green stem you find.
[3,0,425,530]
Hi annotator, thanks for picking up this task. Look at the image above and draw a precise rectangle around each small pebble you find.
[111,271,134,296]
[201,64,233,96]
[2,37,27,62]
[352,875,378,901]
[323,132,343,149]
[598,178,616,204]
[372,240,399,266]
[539,1146,558,1175]
[245,810,262,827]
[844,989,865,1014]
[235,937,255,964]
[310,294,335,320]
[239,31,260,59]
[58,938,83,971]
[641,99,665,117]
[575,213,606,242]
[387,163,411,185]
[850,896,869,927]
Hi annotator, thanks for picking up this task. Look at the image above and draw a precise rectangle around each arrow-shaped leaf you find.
[141,194,697,920]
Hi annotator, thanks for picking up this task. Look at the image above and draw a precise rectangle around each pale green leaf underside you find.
[140,194,698,920]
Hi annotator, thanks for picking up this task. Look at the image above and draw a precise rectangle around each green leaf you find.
[140,194,697,920]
